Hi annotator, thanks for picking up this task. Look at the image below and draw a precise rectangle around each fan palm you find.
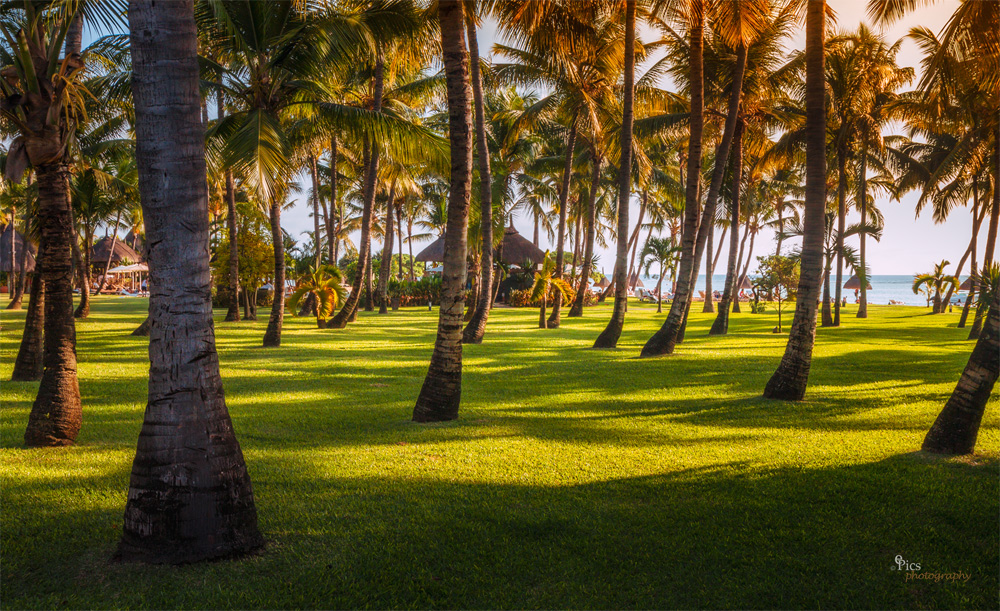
[532,250,573,328]
[288,265,347,328]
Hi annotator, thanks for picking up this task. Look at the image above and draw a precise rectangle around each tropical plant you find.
[754,254,799,333]
[288,265,347,328]
[912,259,959,314]
[532,251,573,329]
[641,237,681,314]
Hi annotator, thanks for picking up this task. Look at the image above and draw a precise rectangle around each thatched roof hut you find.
[959,277,973,290]
[0,224,37,273]
[91,236,141,266]
[738,276,753,290]
[499,224,545,266]
[628,273,644,288]
[595,276,610,289]
[414,225,546,267]
[843,274,872,290]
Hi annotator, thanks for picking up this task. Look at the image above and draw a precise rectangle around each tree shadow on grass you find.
[2,453,996,609]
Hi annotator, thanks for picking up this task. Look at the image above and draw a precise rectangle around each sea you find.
[637,274,968,308]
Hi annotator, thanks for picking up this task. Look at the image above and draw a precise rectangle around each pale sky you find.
[279,1,978,277]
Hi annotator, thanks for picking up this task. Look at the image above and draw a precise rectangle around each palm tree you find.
[762,0,827,401]
[922,274,999,455]
[117,0,262,564]
[532,251,573,328]
[288,265,347,328]
[461,7,495,344]
[594,0,636,348]
[641,237,681,313]
[412,0,473,424]
[4,0,90,446]
[912,260,959,314]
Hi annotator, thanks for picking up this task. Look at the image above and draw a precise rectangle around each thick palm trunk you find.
[547,113,579,328]
[224,169,240,321]
[834,147,847,325]
[569,156,602,317]
[24,163,81,447]
[821,260,833,324]
[593,0,636,349]
[539,295,547,329]
[711,118,744,335]
[74,227,92,318]
[625,200,647,289]
[413,0,473,423]
[731,221,750,313]
[330,54,383,328]
[641,26,744,357]
[118,0,262,563]
[377,182,396,314]
[763,0,826,401]
[922,291,999,454]
[12,272,44,381]
[462,15,494,344]
[262,198,285,346]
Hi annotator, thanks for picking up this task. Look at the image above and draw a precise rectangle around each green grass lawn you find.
[1,296,997,609]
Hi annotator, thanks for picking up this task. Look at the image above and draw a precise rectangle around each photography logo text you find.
[891,555,970,583]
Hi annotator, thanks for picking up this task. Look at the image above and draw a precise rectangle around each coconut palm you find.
[532,250,573,328]
[762,0,827,401]
[912,260,959,314]
[412,0,473,424]
[641,237,681,314]
[288,265,347,328]
[3,0,95,446]
[922,285,998,455]
[117,0,262,564]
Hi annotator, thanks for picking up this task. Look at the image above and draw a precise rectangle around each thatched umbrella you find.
[738,276,753,290]
[91,236,142,266]
[498,224,545,266]
[843,274,872,290]
[0,224,37,273]
[413,236,445,263]
[596,276,610,289]
[959,277,974,291]
[628,272,644,288]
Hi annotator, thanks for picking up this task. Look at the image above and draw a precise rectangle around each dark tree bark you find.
[262,197,285,346]
[763,0,826,401]
[593,0,636,348]
[711,117,745,335]
[462,14,494,344]
[24,163,82,447]
[329,53,382,328]
[702,212,714,313]
[413,0,473,423]
[922,291,999,455]
[117,0,262,564]
[958,190,981,328]
[12,272,44,381]
[569,155,602,317]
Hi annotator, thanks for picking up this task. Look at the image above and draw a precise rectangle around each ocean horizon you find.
[635,274,970,308]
